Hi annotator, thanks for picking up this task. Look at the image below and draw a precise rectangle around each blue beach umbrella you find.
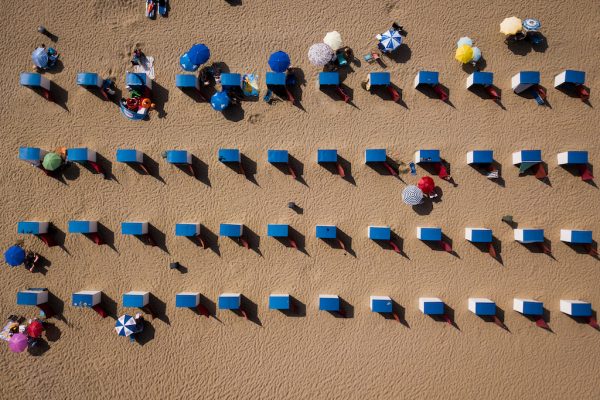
[522,18,541,32]
[379,29,402,52]
[472,47,482,62]
[268,51,291,73]
[32,47,48,68]
[402,185,424,205]
[211,91,230,111]
[456,37,473,47]
[179,53,197,72]
[4,245,26,267]
[115,315,138,337]
[187,44,210,66]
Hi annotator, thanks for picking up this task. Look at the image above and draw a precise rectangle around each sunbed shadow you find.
[289,67,306,111]
[467,85,505,109]
[47,291,67,324]
[244,226,262,257]
[238,296,261,326]
[326,297,353,318]
[179,86,208,103]
[273,227,306,253]
[560,164,596,188]
[95,152,115,181]
[148,293,170,325]
[198,294,221,322]
[142,154,166,183]
[273,155,307,186]
[80,84,109,102]
[519,240,555,260]
[470,162,505,187]
[101,292,118,320]
[525,308,553,333]
[479,306,510,332]
[517,161,551,185]
[200,225,220,256]
[556,85,592,107]
[145,224,168,253]
[416,84,454,107]
[380,301,409,327]
[152,80,169,119]
[281,296,306,317]
[50,81,69,111]
[564,241,599,259]
[430,305,460,330]
[419,161,456,186]
[471,238,503,265]
[321,156,355,185]
[461,57,488,74]
[515,85,552,108]
[366,158,402,178]
[567,310,600,331]
[134,320,155,345]
[97,222,117,252]
[321,228,355,257]
[49,224,69,254]
[386,44,412,63]
[240,154,259,186]
[374,232,409,258]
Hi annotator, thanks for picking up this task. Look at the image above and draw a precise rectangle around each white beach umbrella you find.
[323,31,343,51]
[308,43,335,66]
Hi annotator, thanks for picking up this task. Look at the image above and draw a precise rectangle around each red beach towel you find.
[580,165,594,181]
[433,84,448,101]
[534,163,547,179]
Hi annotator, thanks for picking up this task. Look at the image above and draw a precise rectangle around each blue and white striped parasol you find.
[32,47,49,69]
[115,314,137,337]
[379,30,402,53]
[402,185,424,205]
[522,18,541,32]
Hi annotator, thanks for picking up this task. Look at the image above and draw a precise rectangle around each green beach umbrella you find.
[42,152,62,171]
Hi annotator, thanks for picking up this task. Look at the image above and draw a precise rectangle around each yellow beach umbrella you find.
[455,45,474,63]
[500,17,523,35]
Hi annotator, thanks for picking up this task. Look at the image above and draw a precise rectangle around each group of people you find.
[120,48,156,115]
[1,315,46,353]
[31,44,59,70]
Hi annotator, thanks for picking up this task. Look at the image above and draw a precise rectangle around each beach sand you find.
[1,0,600,398]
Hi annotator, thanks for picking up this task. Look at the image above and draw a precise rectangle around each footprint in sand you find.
[248,114,264,124]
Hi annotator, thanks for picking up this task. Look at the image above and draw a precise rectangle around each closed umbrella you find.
[500,17,523,35]
[323,31,343,51]
[456,37,473,47]
[32,47,48,69]
[4,245,25,267]
[268,51,291,73]
[379,29,402,52]
[455,45,474,63]
[522,18,541,32]
[25,320,44,338]
[402,185,424,205]
[115,315,138,337]
[186,44,210,66]
[472,47,482,62]
[417,176,436,195]
[211,91,230,112]
[308,43,334,66]
[42,152,62,171]
[8,333,29,353]
[179,53,197,72]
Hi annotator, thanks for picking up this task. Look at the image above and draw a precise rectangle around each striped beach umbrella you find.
[456,37,473,47]
[308,43,334,66]
[522,18,541,32]
[402,185,424,205]
[115,314,137,337]
[379,29,402,52]
[32,47,48,69]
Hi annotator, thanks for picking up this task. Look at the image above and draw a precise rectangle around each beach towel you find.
[440,241,452,253]
[534,163,547,179]
[519,162,537,174]
[132,56,155,80]
[580,165,594,181]
[389,240,401,254]
[488,243,497,259]
[535,317,549,329]
[242,74,259,97]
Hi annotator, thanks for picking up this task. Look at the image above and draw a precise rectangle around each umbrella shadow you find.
[134,319,155,345]
[222,102,245,122]
[28,338,51,356]
[386,44,412,63]
[412,199,433,215]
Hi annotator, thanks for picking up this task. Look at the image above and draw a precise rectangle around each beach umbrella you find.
[25,320,44,338]
[4,245,25,267]
[402,185,424,205]
[179,53,197,72]
[500,17,523,35]
[186,44,210,66]
[379,29,402,52]
[417,176,435,195]
[31,47,48,69]
[471,47,482,62]
[323,31,343,51]
[455,45,474,63]
[456,37,473,47]
[115,315,137,337]
[8,333,28,353]
[210,91,230,112]
[522,18,541,32]
[42,152,62,171]
[308,43,334,66]
[268,51,291,73]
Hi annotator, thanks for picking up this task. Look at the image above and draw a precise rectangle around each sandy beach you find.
[1,0,600,398]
